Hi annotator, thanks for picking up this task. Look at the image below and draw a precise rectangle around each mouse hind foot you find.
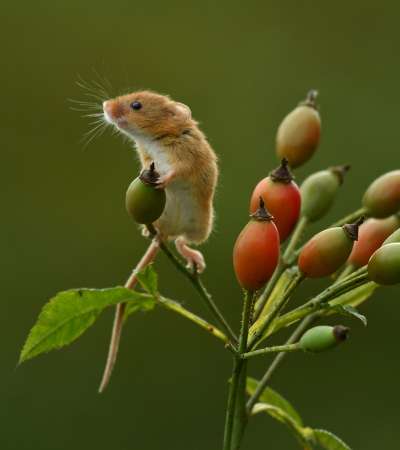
[175,236,206,273]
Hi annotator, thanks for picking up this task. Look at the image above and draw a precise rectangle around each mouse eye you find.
[130,101,142,111]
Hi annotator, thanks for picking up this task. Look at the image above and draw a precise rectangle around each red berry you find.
[298,218,363,278]
[348,215,400,267]
[233,198,280,291]
[250,159,301,242]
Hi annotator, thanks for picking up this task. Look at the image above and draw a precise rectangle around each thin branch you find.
[242,343,301,359]
[159,296,231,347]
[146,225,237,344]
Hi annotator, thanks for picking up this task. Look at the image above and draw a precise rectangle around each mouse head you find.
[103,91,192,140]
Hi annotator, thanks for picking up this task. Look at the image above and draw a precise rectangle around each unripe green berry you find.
[300,325,349,353]
[362,170,400,218]
[300,165,349,222]
[125,163,166,225]
[383,227,400,245]
[368,243,400,285]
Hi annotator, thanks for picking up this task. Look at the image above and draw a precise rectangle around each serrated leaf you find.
[20,288,155,363]
[330,305,367,326]
[314,429,351,450]
[328,282,377,309]
[136,265,158,296]
[246,377,303,426]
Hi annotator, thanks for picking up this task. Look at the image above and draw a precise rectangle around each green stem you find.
[146,225,237,344]
[159,296,230,346]
[246,313,316,413]
[253,262,285,320]
[330,206,368,228]
[223,291,253,450]
[253,216,309,321]
[270,269,369,335]
[283,216,309,264]
[248,271,304,349]
[242,342,301,359]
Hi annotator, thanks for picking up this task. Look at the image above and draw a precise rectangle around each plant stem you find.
[283,216,309,264]
[248,271,304,349]
[147,225,237,344]
[242,343,301,359]
[159,296,230,346]
[330,206,368,228]
[270,269,369,335]
[246,313,316,413]
[223,291,254,450]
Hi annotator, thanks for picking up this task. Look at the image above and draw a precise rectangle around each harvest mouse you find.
[98,91,218,392]
[103,90,218,271]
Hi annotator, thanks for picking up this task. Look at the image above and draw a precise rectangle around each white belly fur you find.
[135,138,202,240]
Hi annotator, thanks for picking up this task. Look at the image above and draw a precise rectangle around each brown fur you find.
[104,91,218,244]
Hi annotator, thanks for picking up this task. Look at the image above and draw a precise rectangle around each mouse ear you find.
[174,102,192,121]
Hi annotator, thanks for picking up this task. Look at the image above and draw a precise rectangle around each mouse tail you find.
[98,237,161,393]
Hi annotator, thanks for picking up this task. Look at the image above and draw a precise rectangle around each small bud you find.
[300,325,350,353]
[362,170,400,218]
[300,165,350,222]
[125,163,166,225]
[368,243,400,285]
[276,90,321,168]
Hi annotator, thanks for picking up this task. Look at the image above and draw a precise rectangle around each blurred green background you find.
[2,1,400,449]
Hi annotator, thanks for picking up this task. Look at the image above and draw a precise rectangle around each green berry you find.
[125,163,166,225]
[383,228,400,245]
[300,325,349,353]
[362,170,400,218]
[368,243,400,285]
[300,165,350,222]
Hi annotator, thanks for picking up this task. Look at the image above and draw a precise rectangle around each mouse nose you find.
[103,100,124,119]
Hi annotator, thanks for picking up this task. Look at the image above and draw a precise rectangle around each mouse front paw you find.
[155,171,175,189]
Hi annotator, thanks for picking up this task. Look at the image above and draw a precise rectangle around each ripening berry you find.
[233,198,280,291]
[362,170,400,218]
[276,90,321,168]
[249,159,301,242]
[298,218,363,278]
[384,228,400,245]
[348,215,400,267]
[299,325,349,353]
[126,163,166,224]
[368,243,400,285]
[300,165,350,222]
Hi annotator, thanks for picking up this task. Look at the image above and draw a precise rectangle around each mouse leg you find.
[175,236,206,273]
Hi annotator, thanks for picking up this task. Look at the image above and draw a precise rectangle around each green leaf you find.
[314,429,352,450]
[20,287,155,363]
[252,403,308,447]
[257,268,295,320]
[246,377,303,426]
[329,305,367,326]
[136,264,158,296]
[328,282,377,309]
